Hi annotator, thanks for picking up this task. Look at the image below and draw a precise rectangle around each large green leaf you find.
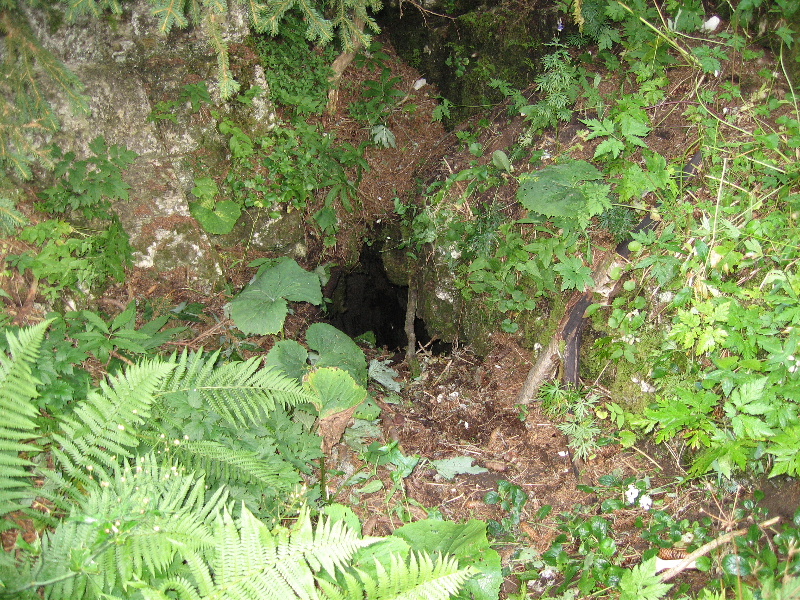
[189,200,241,235]
[266,339,309,381]
[304,367,367,419]
[392,519,501,600]
[229,258,323,335]
[306,323,367,386]
[305,366,367,454]
[517,160,602,219]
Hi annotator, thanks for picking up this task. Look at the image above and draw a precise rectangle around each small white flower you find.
[702,15,721,31]
[638,494,653,510]
[541,566,557,580]
[625,483,639,505]
[117,424,125,430]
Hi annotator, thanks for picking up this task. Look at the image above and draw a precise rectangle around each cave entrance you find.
[326,241,433,352]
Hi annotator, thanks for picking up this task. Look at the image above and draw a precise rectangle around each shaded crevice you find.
[326,241,436,352]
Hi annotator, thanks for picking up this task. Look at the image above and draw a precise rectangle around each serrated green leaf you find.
[266,340,309,381]
[594,137,625,159]
[304,367,367,418]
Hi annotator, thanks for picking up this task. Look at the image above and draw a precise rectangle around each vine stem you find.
[659,515,781,582]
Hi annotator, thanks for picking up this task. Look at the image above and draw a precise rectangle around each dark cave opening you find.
[326,242,438,353]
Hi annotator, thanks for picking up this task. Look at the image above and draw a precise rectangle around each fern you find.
[0,324,475,600]
[0,321,49,518]
[5,455,228,600]
[157,349,316,427]
[47,359,176,507]
[167,439,303,496]
[323,552,475,600]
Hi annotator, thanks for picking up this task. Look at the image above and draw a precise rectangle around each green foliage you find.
[147,81,213,123]
[0,321,48,517]
[391,519,501,600]
[540,383,606,460]
[188,176,241,235]
[7,219,132,300]
[254,19,336,116]
[0,304,182,420]
[517,160,610,228]
[267,322,368,386]
[228,257,323,335]
[0,321,477,600]
[484,480,528,538]
[4,137,136,299]
[216,118,366,239]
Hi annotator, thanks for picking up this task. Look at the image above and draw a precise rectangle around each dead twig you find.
[659,515,780,582]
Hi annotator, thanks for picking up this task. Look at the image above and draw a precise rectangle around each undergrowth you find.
[2,0,800,598]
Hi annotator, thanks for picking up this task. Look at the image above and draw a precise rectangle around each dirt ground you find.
[5,31,800,597]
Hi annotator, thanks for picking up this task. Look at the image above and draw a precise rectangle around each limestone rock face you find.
[23,1,284,290]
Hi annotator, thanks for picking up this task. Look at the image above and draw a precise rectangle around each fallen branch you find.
[659,515,781,582]
[516,251,623,405]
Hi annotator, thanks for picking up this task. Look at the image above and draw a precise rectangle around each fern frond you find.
[0,321,49,517]
[324,552,474,600]
[24,455,227,600]
[166,439,302,496]
[48,359,176,501]
[158,350,316,428]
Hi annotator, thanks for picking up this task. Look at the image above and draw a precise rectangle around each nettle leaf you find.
[517,161,603,219]
[189,200,241,235]
[229,258,322,335]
